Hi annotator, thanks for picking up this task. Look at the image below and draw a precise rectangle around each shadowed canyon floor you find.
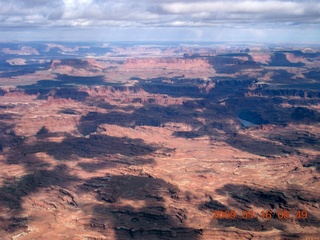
[0,42,320,239]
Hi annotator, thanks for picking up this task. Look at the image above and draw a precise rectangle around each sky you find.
[0,0,320,43]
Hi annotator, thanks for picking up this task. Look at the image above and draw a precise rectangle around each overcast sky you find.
[0,0,319,43]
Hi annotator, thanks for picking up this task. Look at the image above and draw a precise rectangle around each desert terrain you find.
[0,42,319,239]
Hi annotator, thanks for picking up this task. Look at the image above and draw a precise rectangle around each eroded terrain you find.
[0,42,320,239]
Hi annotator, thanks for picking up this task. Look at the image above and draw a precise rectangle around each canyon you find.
[0,42,319,239]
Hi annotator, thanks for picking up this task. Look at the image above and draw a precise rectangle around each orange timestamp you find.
[212,209,308,220]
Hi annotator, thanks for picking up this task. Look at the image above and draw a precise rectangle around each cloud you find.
[161,1,304,15]
[0,0,318,28]
[0,0,319,42]
[158,1,320,26]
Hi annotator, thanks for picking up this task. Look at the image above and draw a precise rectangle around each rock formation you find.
[0,42,319,239]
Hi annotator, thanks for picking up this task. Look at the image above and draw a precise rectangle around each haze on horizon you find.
[0,0,320,44]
